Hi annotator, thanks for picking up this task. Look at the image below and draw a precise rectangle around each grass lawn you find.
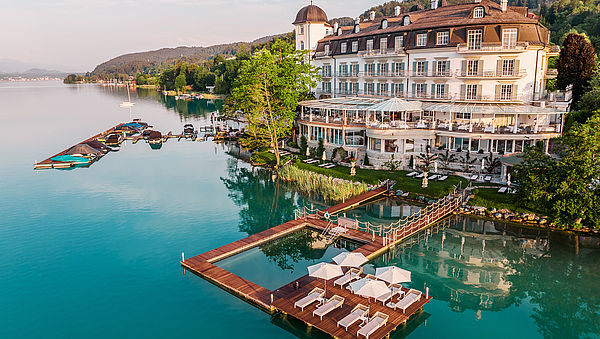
[294,159,534,212]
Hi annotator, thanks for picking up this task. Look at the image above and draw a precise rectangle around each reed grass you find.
[278,164,370,202]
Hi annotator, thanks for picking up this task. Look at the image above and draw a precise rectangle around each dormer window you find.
[381,19,388,29]
[324,44,330,55]
[403,15,411,26]
[354,24,360,33]
[341,42,347,53]
[473,7,484,18]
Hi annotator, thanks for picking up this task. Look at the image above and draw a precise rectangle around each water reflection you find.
[374,215,600,338]
[97,85,223,119]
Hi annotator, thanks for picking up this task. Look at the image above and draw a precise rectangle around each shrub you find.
[317,138,325,159]
[363,153,370,166]
[300,135,308,154]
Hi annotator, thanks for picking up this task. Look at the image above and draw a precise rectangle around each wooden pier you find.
[181,186,457,338]
[34,123,128,169]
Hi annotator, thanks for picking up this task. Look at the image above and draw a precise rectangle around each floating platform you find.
[181,187,436,338]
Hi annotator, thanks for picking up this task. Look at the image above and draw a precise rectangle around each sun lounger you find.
[294,287,325,311]
[484,175,492,182]
[357,312,389,338]
[438,175,448,181]
[406,171,417,177]
[324,164,336,169]
[318,163,333,168]
[470,174,478,181]
[391,289,422,313]
[313,295,344,320]
[498,186,508,193]
[401,192,409,197]
[337,304,369,330]
[429,175,439,180]
[375,283,404,304]
[415,172,424,178]
[334,268,362,287]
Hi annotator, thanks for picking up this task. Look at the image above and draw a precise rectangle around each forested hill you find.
[91,33,287,76]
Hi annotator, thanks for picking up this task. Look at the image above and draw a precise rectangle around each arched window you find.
[300,41,305,50]
[473,7,484,18]
[403,15,411,26]
[381,19,388,29]
[354,24,360,33]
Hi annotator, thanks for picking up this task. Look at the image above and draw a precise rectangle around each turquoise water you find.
[1,81,599,338]
[216,229,360,290]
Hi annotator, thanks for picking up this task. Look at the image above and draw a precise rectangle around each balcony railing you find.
[358,48,406,57]
[360,71,406,78]
[457,42,528,53]
[457,69,527,78]
[314,51,332,58]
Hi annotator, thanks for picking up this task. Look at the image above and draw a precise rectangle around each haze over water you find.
[0,81,598,338]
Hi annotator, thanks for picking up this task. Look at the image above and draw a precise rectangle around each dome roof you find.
[293,4,328,24]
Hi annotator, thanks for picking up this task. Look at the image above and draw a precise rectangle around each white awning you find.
[366,97,422,112]
[422,102,563,115]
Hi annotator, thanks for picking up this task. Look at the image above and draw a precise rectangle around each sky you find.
[1,0,383,72]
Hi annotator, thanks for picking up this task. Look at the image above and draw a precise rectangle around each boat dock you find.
[34,123,127,169]
[180,186,463,338]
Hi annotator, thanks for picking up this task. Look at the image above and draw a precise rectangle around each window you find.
[435,84,448,99]
[299,25,304,35]
[416,61,427,76]
[436,60,450,76]
[467,59,480,76]
[345,131,364,146]
[366,63,375,75]
[380,38,387,51]
[415,83,427,97]
[416,33,427,47]
[381,19,388,29]
[341,43,347,53]
[300,41,305,50]
[466,84,478,100]
[500,84,513,100]
[403,15,411,26]
[502,28,518,49]
[368,137,381,151]
[352,41,358,52]
[502,59,514,76]
[367,39,374,51]
[473,7,484,18]
[395,36,404,50]
[354,24,360,34]
[467,29,482,50]
[436,31,449,45]
[394,62,404,76]
[324,44,330,55]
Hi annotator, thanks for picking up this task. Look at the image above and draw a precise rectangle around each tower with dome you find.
[292,3,332,53]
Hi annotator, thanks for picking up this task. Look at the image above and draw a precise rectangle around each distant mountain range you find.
[91,33,288,76]
[0,58,74,74]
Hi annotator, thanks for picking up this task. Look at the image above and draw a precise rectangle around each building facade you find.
[293,1,569,173]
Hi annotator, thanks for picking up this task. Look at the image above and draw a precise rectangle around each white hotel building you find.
[292,1,569,172]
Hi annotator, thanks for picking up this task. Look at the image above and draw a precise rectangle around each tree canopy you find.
[556,33,597,102]
[229,39,318,169]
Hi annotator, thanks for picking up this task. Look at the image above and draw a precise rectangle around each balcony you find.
[320,72,333,78]
[314,51,332,58]
[548,45,560,56]
[457,42,528,53]
[358,48,406,58]
[455,94,524,103]
[336,72,360,78]
[456,69,527,79]
[545,69,558,79]
[360,71,406,78]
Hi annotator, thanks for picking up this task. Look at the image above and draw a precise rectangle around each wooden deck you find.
[34,123,127,169]
[181,187,437,338]
[272,273,431,339]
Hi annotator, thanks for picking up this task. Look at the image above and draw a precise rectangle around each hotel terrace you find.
[292,1,570,174]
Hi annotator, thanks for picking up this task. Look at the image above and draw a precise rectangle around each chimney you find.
[431,0,438,9]
[355,17,360,25]
[369,11,376,21]
[333,22,339,33]
[394,6,401,16]
[501,0,508,11]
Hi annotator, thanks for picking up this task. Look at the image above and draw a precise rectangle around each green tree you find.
[299,135,308,155]
[515,115,600,228]
[382,154,401,171]
[229,39,318,169]
[316,138,325,160]
[174,73,187,93]
[556,33,597,103]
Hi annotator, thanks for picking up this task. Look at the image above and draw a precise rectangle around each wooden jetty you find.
[180,186,462,338]
[34,123,128,169]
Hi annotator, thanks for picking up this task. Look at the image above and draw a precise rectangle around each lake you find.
[0,81,598,338]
